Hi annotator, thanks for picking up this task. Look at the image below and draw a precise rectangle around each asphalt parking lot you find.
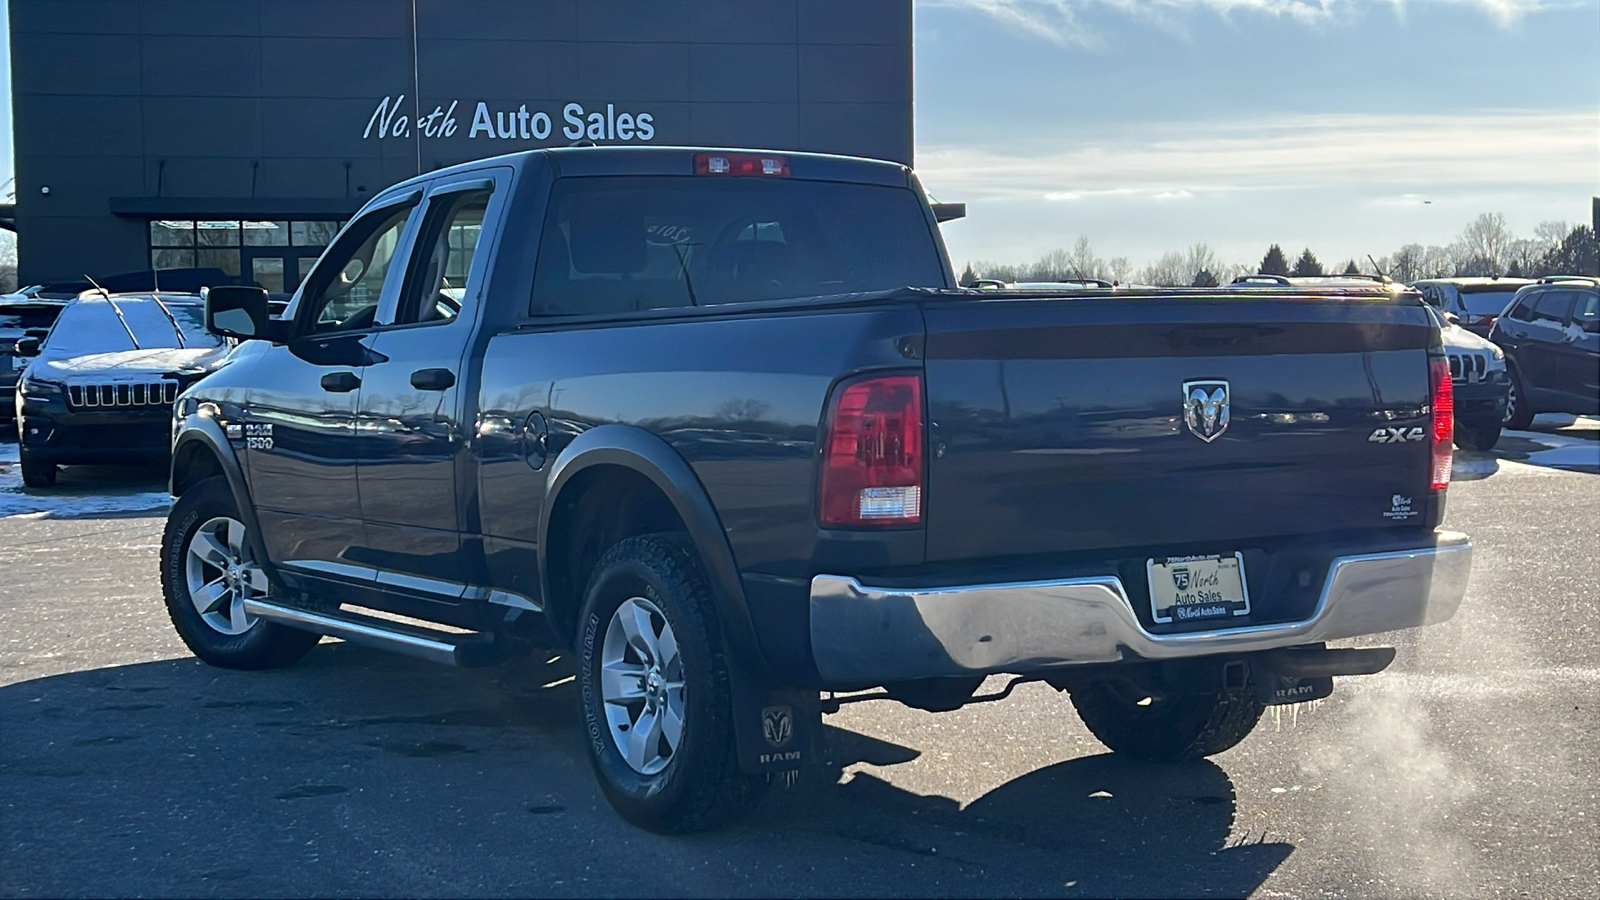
[2,419,1597,898]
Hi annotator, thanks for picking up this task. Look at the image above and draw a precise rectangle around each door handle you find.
[320,371,361,393]
[410,368,456,391]
[1513,331,1526,338]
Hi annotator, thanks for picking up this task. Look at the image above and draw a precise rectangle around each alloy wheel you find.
[183,516,266,635]
[600,596,686,776]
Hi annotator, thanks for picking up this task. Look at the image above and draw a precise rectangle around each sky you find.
[913,0,1600,272]
[0,0,1595,273]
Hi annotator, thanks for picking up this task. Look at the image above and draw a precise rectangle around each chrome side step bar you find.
[241,598,501,667]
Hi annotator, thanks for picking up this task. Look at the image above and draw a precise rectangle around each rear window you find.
[530,176,946,316]
[1457,287,1520,316]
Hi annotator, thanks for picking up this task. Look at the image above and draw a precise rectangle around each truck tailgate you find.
[922,295,1439,562]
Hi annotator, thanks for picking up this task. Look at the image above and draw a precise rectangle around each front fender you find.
[170,414,280,587]
[539,423,767,675]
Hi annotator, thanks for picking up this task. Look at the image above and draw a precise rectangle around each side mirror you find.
[205,285,283,341]
[14,336,41,357]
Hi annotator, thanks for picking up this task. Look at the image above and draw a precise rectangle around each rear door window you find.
[1574,292,1599,334]
[1529,290,1575,326]
[530,176,946,316]
[1458,287,1521,317]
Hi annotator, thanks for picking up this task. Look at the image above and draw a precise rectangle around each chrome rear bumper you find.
[809,531,1472,687]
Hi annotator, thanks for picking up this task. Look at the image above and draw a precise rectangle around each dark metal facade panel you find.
[9,0,913,283]
[141,35,264,97]
[10,33,142,95]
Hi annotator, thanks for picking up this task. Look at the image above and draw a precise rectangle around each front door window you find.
[298,206,414,334]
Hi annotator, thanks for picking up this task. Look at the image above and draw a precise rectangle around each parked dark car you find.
[1,295,71,430]
[1412,277,1534,338]
[164,146,1470,834]
[1490,277,1600,428]
[12,292,232,486]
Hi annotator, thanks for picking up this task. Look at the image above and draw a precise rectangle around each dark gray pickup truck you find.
[166,146,1472,832]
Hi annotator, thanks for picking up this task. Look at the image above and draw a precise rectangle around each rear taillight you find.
[1430,357,1454,490]
[694,152,789,176]
[819,373,923,527]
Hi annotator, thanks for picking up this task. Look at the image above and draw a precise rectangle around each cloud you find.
[919,0,1584,45]
[916,110,1598,201]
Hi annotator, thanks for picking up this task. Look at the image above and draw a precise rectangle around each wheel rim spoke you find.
[193,578,229,616]
[225,519,246,559]
[659,692,685,752]
[655,625,680,675]
[619,601,657,663]
[601,661,648,702]
[192,532,229,569]
[242,566,269,595]
[625,708,663,771]
[228,597,251,634]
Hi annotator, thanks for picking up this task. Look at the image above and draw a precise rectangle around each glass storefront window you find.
[242,221,290,246]
[196,247,243,277]
[152,248,196,269]
[151,221,195,247]
[195,221,242,247]
[292,220,342,246]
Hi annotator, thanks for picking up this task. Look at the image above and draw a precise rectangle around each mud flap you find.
[726,654,820,775]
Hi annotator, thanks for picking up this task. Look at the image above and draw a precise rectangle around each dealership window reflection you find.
[148,220,346,289]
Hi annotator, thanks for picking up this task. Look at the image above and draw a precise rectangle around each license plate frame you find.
[1146,553,1251,626]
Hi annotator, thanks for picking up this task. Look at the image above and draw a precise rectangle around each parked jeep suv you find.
[1490,277,1600,429]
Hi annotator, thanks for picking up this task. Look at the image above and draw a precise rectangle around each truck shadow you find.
[0,642,1291,897]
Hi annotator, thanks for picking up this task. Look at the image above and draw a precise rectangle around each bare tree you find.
[1063,236,1102,281]
[1107,256,1133,283]
[1388,243,1425,282]
[1139,251,1190,287]
[1457,213,1512,275]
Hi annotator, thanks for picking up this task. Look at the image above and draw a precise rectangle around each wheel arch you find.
[170,415,279,585]
[538,424,766,674]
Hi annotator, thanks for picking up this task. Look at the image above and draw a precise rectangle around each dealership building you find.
[8,0,914,288]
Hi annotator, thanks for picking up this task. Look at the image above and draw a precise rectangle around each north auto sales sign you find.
[364,94,657,144]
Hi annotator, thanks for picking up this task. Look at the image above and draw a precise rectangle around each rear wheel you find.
[1503,366,1535,430]
[19,449,56,488]
[1070,680,1264,762]
[1455,418,1502,451]
[160,477,320,669]
[577,534,765,833]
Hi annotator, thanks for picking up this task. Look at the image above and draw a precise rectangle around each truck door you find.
[351,171,507,598]
[242,196,420,573]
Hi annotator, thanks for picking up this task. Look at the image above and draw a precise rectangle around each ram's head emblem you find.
[1183,380,1231,442]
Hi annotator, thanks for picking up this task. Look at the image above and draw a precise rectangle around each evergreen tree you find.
[1259,244,1289,275]
[1506,259,1524,278]
[1191,269,1219,287]
[1292,248,1324,277]
[958,263,978,287]
[1342,260,1360,275]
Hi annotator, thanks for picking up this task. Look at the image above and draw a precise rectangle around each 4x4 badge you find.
[1183,380,1230,442]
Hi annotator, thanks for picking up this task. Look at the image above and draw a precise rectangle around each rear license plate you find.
[1146,553,1250,625]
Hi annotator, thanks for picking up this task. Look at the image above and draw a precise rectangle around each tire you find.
[1503,365,1535,430]
[19,449,57,488]
[1069,680,1264,763]
[1454,418,1502,451]
[160,477,320,670]
[577,533,766,833]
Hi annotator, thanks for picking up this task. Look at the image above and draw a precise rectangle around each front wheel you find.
[1069,680,1264,762]
[160,477,320,669]
[577,534,765,833]
[19,449,56,488]
[1455,418,1503,451]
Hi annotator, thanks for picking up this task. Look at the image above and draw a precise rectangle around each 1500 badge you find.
[243,423,274,450]
[1368,426,1425,443]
